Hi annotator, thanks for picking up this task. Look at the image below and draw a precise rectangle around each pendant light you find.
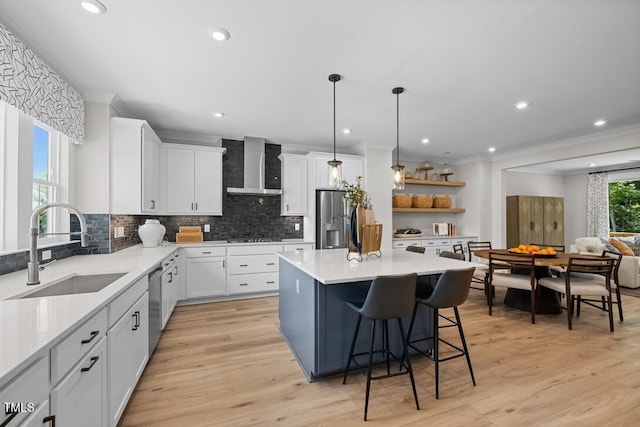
[391,87,405,190]
[328,73,343,188]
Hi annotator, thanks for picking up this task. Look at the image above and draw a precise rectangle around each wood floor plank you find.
[120,288,640,426]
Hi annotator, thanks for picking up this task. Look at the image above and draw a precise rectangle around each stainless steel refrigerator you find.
[316,189,348,249]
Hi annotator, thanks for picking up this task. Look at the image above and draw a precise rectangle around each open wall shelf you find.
[393,208,466,213]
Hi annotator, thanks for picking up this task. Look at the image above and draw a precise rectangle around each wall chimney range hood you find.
[227,137,282,196]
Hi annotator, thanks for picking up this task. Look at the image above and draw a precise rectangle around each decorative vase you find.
[138,219,164,247]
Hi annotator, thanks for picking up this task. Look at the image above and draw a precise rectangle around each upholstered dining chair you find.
[467,241,492,294]
[485,251,537,324]
[538,256,616,331]
[571,250,624,323]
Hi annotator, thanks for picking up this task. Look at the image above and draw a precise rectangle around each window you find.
[33,123,59,239]
[609,179,640,233]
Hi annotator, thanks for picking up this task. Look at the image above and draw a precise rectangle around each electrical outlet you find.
[114,227,125,238]
[114,228,119,238]
[42,250,52,261]
[294,223,300,231]
[119,227,125,237]
[204,224,211,232]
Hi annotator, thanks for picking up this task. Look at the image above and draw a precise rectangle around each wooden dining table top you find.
[473,249,599,267]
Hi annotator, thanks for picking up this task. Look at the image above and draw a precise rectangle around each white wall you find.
[564,174,588,243]
[504,171,565,197]
[360,147,393,246]
[456,160,492,239]
[75,102,112,213]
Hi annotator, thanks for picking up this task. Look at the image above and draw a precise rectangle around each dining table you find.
[472,249,583,314]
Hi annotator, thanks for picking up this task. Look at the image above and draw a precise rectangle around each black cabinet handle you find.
[168,272,173,284]
[43,415,56,426]
[530,221,534,230]
[81,330,99,344]
[3,410,19,425]
[150,200,156,210]
[239,283,248,286]
[240,264,248,267]
[554,221,558,230]
[266,263,275,266]
[202,251,212,254]
[81,356,99,373]
[135,311,141,328]
[266,281,275,284]
[174,265,178,275]
[132,312,138,331]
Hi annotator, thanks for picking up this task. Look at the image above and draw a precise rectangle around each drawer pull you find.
[3,410,18,424]
[43,415,56,426]
[239,264,248,267]
[239,283,248,286]
[81,356,100,373]
[81,330,100,344]
[266,281,275,284]
[266,262,275,266]
[202,251,212,254]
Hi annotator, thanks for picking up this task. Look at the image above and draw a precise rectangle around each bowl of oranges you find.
[508,244,558,257]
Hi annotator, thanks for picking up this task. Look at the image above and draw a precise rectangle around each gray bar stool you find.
[406,267,476,398]
[342,273,420,421]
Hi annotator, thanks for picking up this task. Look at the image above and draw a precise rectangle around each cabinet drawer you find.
[227,273,279,294]
[0,355,49,427]
[282,243,314,252]
[182,247,226,257]
[392,240,421,249]
[21,399,49,427]
[421,239,451,247]
[227,245,282,256]
[51,307,107,384]
[228,254,279,275]
[109,276,147,328]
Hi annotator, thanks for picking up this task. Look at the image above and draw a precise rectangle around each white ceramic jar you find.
[138,219,164,247]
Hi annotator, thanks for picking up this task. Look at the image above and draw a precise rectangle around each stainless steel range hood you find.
[226,137,282,196]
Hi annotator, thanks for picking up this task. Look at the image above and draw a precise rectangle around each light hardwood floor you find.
[121,289,640,426]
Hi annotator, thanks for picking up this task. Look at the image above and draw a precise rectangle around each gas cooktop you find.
[226,238,282,243]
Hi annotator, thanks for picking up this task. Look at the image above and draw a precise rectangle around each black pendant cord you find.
[333,78,337,162]
[396,90,400,166]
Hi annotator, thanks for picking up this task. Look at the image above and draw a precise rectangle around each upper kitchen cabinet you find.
[165,144,226,215]
[307,152,365,189]
[110,118,164,214]
[279,153,308,216]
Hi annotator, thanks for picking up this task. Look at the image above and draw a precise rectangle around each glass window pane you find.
[33,183,51,234]
[33,125,49,180]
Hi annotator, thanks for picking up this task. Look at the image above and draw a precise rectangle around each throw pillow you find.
[609,238,635,256]
[600,238,620,254]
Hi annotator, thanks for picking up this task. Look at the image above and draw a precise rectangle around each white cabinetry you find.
[184,247,227,298]
[165,144,226,215]
[282,243,314,252]
[227,245,282,294]
[279,153,308,216]
[51,337,107,427]
[309,152,365,189]
[0,356,49,426]
[392,236,477,257]
[110,118,163,214]
[108,291,148,427]
[161,253,179,329]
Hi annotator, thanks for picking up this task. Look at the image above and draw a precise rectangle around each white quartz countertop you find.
[0,239,310,388]
[392,234,478,240]
[277,247,483,284]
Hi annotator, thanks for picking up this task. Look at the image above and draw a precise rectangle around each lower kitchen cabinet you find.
[0,355,49,426]
[51,337,108,427]
[108,292,149,426]
[185,247,227,298]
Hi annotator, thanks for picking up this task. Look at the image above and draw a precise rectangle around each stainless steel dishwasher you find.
[147,264,163,355]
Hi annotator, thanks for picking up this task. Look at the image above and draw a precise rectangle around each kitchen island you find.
[277,247,480,381]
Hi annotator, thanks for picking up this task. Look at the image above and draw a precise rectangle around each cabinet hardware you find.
[240,264,248,267]
[132,312,138,331]
[195,202,198,210]
[135,311,141,328]
[191,202,194,210]
[81,330,99,344]
[3,410,18,425]
[202,251,212,254]
[553,221,558,230]
[239,283,248,286]
[266,262,275,266]
[286,204,289,211]
[174,265,178,275]
[296,248,303,251]
[222,260,226,268]
[266,281,275,284]
[168,272,173,284]
[80,356,100,373]
[150,200,156,209]
[43,415,56,426]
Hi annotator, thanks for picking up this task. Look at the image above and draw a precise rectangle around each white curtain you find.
[586,172,609,238]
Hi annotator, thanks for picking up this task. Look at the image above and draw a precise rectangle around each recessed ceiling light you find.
[488,147,496,152]
[80,0,107,14]
[342,128,352,134]
[213,112,225,118]
[588,163,597,167]
[594,119,607,127]
[211,27,231,41]
[515,101,530,110]
[421,138,430,144]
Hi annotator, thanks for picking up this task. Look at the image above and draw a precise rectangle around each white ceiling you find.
[1,0,639,168]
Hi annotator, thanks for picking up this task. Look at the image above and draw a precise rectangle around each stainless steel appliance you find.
[316,189,348,249]
[147,265,163,355]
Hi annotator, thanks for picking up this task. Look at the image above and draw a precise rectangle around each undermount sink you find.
[16,272,128,299]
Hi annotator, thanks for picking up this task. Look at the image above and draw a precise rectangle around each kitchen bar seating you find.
[406,268,476,399]
[342,273,420,421]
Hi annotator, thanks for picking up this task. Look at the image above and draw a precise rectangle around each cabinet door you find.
[282,156,308,215]
[51,337,107,427]
[141,124,161,213]
[107,309,135,426]
[131,293,149,381]
[186,257,226,298]
[341,157,365,187]
[166,148,195,213]
[543,197,564,246]
[194,150,223,215]
[161,269,173,329]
